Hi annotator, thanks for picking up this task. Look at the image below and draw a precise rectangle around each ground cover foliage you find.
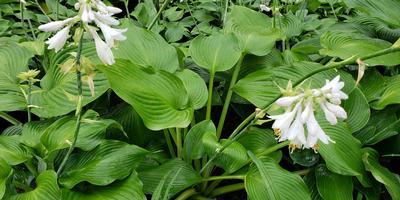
[1,0,400,199]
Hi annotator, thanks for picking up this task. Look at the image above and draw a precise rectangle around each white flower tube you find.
[38,17,75,32]
[46,26,71,52]
[276,94,303,107]
[88,27,115,65]
[96,20,127,47]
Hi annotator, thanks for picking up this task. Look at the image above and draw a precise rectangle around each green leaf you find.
[246,153,311,200]
[371,75,400,110]
[359,69,385,102]
[139,159,201,199]
[9,171,61,200]
[320,31,400,66]
[343,88,370,132]
[303,171,324,200]
[0,135,32,165]
[189,33,241,73]
[105,103,157,147]
[318,120,366,181]
[203,132,248,173]
[184,120,215,159]
[20,119,56,148]
[362,148,400,199]
[61,171,146,200]
[98,59,194,130]
[59,140,148,189]
[31,44,110,118]
[290,149,320,167]
[175,69,208,110]
[315,164,353,200]
[226,6,283,56]
[0,158,13,199]
[114,21,179,72]
[0,41,34,112]
[234,61,355,108]
[40,110,124,152]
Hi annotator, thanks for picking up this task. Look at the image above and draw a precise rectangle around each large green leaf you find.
[303,171,324,200]
[0,41,34,112]
[203,132,248,173]
[175,69,208,110]
[371,75,400,110]
[189,33,241,73]
[139,159,201,199]
[343,0,400,28]
[318,120,366,180]
[184,120,215,159]
[0,135,32,165]
[319,31,400,66]
[362,148,400,199]
[98,59,193,130]
[40,110,124,152]
[61,171,146,200]
[31,44,110,118]
[359,69,385,102]
[315,164,353,200]
[20,119,56,148]
[234,61,355,108]
[226,6,283,56]
[343,88,370,132]
[246,153,311,200]
[0,158,13,199]
[9,171,61,200]
[114,21,179,72]
[59,140,148,189]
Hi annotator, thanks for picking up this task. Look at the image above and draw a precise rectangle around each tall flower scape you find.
[38,0,126,65]
[270,75,348,152]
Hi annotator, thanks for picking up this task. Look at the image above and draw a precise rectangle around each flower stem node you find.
[269,75,348,151]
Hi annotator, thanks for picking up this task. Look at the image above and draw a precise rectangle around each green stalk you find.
[210,183,245,198]
[34,0,51,21]
[206,71,215,120]
[56,0,59,20]
[216,54,245,138]
[147,0,169,30]
[0,112,21,125]
[202,175,244,182]
[256,141,290,157]
[163,129,176,158]
[124,0,131,19]
[222,0,229,27]
[27,18,37,40]
[27,80,32,122]
[56,34,84,177]
[176,128,182,158]
[175,188,198,200]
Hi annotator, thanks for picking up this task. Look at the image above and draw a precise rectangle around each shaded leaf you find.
[315,164,353,200]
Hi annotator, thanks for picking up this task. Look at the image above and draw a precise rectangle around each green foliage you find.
[0,0,399,199]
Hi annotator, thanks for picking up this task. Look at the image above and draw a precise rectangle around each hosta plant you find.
[1,0,400,199]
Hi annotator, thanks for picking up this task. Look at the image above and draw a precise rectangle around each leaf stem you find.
[0,112,21,125]
[124,0,131,19]
[163,129,176,158]
[202,175,245,182]
[209,183,245,198]
[175,188,198,200]
[256,141,290,157]
[216,54,245,138]
[147,0,169,30]
[206,71,215,120]
[56,33,84,177]
[176,128,182,158]
[27,80,32,122]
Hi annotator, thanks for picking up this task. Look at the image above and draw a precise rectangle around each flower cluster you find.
[269,75,348,152]
[38,0,127,65]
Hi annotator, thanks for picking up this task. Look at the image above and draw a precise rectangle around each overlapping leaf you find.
[98,59,193,130]
[315,164,353,200]
[59,140,148,189]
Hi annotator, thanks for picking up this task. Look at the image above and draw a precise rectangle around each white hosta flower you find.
[276,94,303,107]
[38,17,76,32]
[95,20,127,47]
[89,27,115,65]
[269,76,348,152]
[260,4,271,12]
[46,26,71,52]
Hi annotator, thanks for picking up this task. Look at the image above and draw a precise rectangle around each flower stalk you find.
[56,35,84,177]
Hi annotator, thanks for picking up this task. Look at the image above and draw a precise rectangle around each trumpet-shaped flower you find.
[46,26,71,52]
[38,0,126,65]
[269,76,347,152]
